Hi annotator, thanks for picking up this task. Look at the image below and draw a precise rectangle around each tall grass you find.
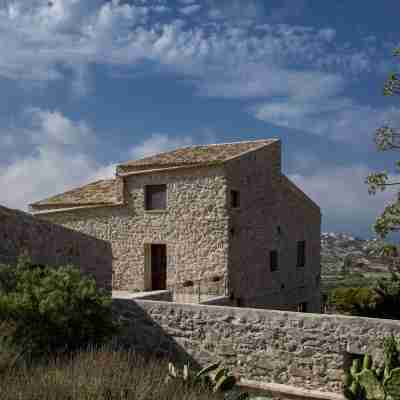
[0,346,224,400]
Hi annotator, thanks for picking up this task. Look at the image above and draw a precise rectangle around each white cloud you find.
[151,5,170,13]
[27,108,94,146]
[0,0,391,150]
[254,98,400,143]
[0,109,109,211]
[0,0,382,99]
[179,4,201,16]
[289,165,399,236]
[318,27,336,42]
[129,133,194,159]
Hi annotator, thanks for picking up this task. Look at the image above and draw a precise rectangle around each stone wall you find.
[113,298,400,395]
[38,166,229,295]
[225,141,321,312]
[0,205,112,289]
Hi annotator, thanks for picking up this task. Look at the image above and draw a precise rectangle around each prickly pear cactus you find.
[357,369,385,400]
[363,354,373,370]
[351,359,362,376]
[384,367,400,400]
[344,336,400,400]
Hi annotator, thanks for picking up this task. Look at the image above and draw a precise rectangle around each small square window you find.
[297,240,306,267]
[297,302,307,312]
[270,250,278,272]
[145,184,166,210]
[230,190,240,208]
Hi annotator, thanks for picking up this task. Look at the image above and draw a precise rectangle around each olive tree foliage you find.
[365,48,400,265]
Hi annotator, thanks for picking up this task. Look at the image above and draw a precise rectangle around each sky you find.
[0,0,399,240]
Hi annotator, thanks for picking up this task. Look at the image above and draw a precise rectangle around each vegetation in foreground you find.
[0,257,271,399]
[344,335,400,400]
[0,346,230,400]
[0,255,118,358]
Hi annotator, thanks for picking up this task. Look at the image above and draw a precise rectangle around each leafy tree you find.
[0,256,118,358]
[366,48,400,256]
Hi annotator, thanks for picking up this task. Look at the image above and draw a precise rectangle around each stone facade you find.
[38,166,229,302]
[0,205,112,290]
[226,141,321,311]
[113,298,400,395]
[33,139,321,310]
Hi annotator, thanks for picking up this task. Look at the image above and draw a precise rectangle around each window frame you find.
[296,240,306,268]
[144,184,167,211]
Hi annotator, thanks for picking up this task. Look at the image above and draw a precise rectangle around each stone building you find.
[30,139,321,311]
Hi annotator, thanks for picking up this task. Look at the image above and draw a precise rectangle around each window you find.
[270,250,278,272]
[230,190,240,208]
[297,240,306,267]
[297,302,307,312]
[145,184,167,210]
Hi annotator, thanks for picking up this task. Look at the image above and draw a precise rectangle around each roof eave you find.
[30,202,124,215]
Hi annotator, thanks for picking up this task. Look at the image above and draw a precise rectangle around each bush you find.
[329,271,400,319]
[0,256,118,358]
[373,272,400,319]
[328,287,379,317]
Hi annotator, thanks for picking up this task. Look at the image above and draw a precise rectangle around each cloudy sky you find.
[0,0,399,239]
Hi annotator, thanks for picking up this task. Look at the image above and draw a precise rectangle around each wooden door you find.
[151,244,166,290]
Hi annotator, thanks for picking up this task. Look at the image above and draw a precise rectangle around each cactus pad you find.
[384,367,400,400]
[357,369,385,400]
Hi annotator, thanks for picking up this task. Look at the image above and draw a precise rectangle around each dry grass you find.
[0,346,224,400]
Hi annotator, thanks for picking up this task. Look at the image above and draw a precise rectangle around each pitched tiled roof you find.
[30,139,277,211]
[30,179,119,209]
[116,139,277,174]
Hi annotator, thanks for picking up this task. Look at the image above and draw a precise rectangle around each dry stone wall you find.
[113,298,400,395]
[0,205,112,289]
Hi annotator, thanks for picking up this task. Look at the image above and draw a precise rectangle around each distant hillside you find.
[320,232,394,293]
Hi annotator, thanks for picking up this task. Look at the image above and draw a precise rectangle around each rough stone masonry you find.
[0,205,112,290]
[113,298,400,395]
[31,139,322,311]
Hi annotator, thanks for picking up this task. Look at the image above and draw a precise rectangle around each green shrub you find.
[328,287,379,317]
[328,272,400,319]
[0,256,118,358]
[373,272,400,319]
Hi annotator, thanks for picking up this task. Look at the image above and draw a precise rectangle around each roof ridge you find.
[162,138,278,150]
[118,138,278,167]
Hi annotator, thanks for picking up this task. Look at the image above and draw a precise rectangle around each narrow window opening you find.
[270,250,278,272]
[230,190,240,208]
[297,240,306,267]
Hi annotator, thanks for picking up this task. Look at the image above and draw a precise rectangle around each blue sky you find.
[0,0,399,239]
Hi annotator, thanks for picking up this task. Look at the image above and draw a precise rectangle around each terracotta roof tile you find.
[116,139,276,174]
[30,179,118,209]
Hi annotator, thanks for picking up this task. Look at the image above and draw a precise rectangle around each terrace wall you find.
[113,298,400,395]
